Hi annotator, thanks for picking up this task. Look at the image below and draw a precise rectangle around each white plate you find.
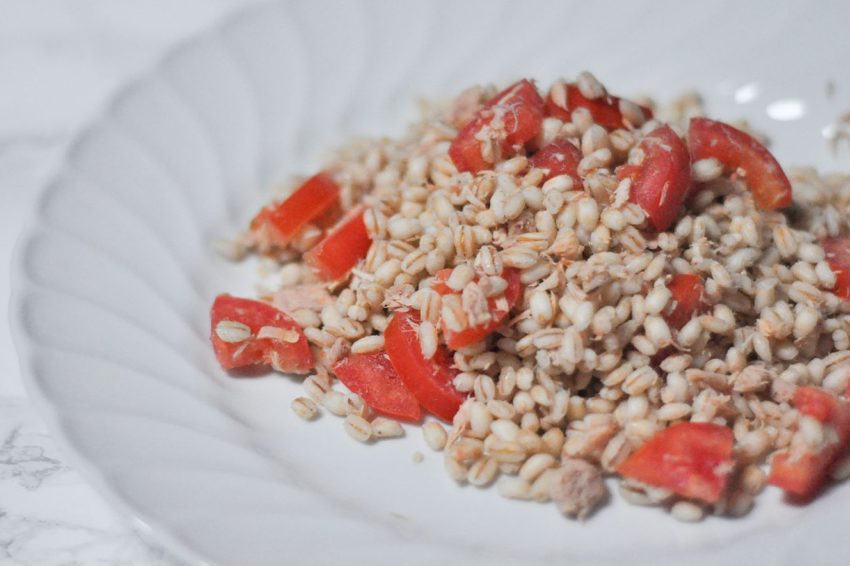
[10,1,850,565]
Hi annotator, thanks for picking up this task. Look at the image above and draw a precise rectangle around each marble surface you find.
[0,2,256,563]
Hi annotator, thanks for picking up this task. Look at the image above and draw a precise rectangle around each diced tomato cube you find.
[769,451,835,499]
[822,236,850,299]
[769,387,850,498]
[665,273,707,330]
[304,205,372,282]
[429,268,522,350]
[250,172,340,248]
[617,125,691,232]
[384,310,465,422]
[449,79,545,173]
[332,352,421,422]
[528,138,583,187]
[429,268,454,295]
[545,82,653,130]
[617,422,735,503]
[794,386,843,424]
[688,117,792,210]
[210,294,312,374]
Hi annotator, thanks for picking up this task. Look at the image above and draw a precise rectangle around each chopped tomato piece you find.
[304,205,372,281]
[449,79,545,173]
[250,172,340,248]
[617,422,735,503]
[210,294,312,374]
[384,310,464,422]
[312,199,344,229]
[332,352,421,422]
[429,268,454,295]
[616,125,691,231]
[665,273,707,330]
[688,117,792,210]
[528,138,583,186]
[545,82,653,130]
[794,386,847,424]
[430,268,522,350]
[769,451,836,500]
[769,386,850,498]
[822,236,850,299]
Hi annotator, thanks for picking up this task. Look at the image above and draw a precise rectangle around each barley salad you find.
[209,72,850,522]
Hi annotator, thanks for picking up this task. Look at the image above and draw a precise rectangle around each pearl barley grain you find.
[291,397,319,420]
[344,415,373,442]
[423,422,448,450]
[672,501,704,522]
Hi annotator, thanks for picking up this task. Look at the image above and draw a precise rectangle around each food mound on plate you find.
[209,71,850,522]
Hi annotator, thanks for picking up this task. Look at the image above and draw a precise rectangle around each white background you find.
[0,2,253,563]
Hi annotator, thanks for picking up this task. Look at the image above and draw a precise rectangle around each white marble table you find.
[0,2,255,563]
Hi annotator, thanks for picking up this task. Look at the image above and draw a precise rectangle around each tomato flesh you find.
[430,268,522,350]
[384,310,464,422]
[449,79,545,173]
[332,352,421,422]
[545,82,653,130]
[210,294,312,374]
[617,422,734,503]
[665,273,707,330]
[769,387,850,498]
[822,236,850,299]
[304,205,372,281]
[528,138,583,187]
[617,125,691,232]
[250,172,340,248]
[688,117,792,210]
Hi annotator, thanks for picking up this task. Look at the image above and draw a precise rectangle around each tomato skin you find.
[665,273,707,330]
[769,386,850,498]
[251,172,340,248]
[332,352,421,422]
[617,422,735,503]
[430,268,522,350]
[794,386,841,423]
[304,206,372,282]
[449,79,545,173]
[822,236,850,299]
[210,294,312,374]
[384,310,465,422]
[769,451,834,498]
[688,117,792,210]
[528,138,583,186]
[545,82,653,130]
[617,125,691,232]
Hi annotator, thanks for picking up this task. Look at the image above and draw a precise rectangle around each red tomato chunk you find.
[305,205,372,282]
[250,172,340,248]
[617,125,691,232]
[210,294,312,374]
[665,273,707,330]
[688,117,792,210]
[769,387,850,498]
[617,422,734,503]
[384,310,465,422]
[332,352,421,422]
[430,268,522,350]
[528,138,583,187]
[545,81,653,130]
[449,79,545,173]
[822,236,850,299]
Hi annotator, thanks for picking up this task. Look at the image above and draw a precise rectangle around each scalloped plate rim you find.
[4,8,266,566]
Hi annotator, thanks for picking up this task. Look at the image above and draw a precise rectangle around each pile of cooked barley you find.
[217,71,850,522]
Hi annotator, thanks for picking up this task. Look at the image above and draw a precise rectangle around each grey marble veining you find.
[0,1,255,563]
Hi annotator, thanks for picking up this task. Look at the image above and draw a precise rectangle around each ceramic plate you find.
[10,1,850,565]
